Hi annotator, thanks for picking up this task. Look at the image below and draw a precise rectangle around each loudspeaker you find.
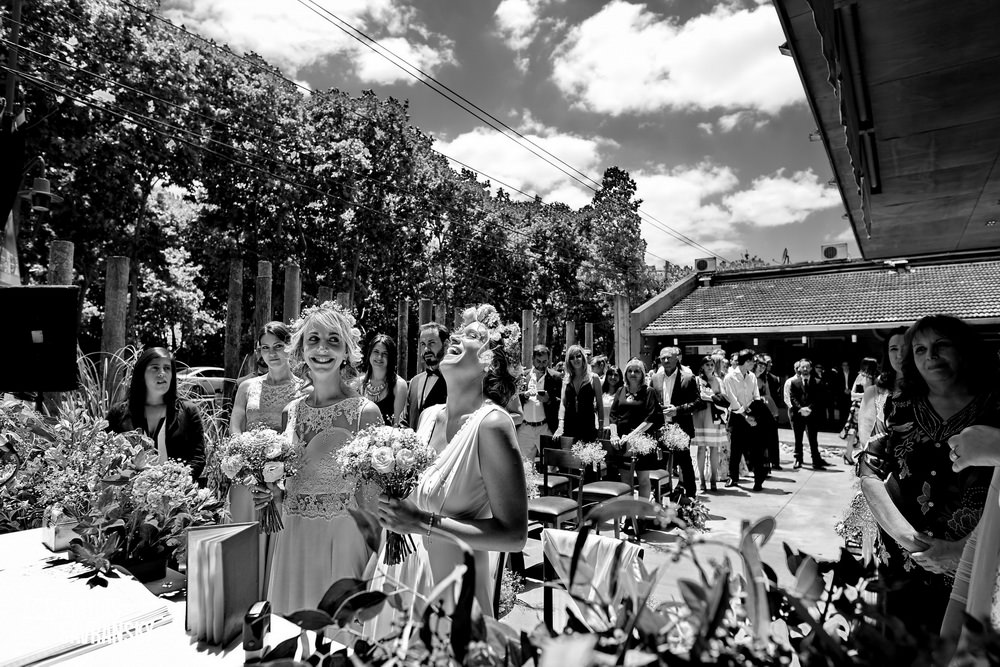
[0,286,80,392]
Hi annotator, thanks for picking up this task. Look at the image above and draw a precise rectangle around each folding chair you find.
[527,448,582,531]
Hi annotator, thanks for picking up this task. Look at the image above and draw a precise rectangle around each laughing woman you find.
[108,347,205,482]
[261,304,383,616]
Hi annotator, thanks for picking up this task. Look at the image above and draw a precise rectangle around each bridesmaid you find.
[360,333,408,426]
[259,304,383,615]
[230,321,303,522]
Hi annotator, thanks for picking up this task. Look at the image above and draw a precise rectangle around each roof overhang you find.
[644,318,1000,337]
[772,0,1000,259]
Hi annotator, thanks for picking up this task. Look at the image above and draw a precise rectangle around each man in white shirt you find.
[650,346,698,497]
[516,345,561,459]
[722,349,767,491]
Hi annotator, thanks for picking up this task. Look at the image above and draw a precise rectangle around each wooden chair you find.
[536,435,571,496]
[600,439,641,536]
[526,448,582,531]
[580,444,632,536]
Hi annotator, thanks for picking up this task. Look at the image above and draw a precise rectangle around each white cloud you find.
[433,121,614,208]
[161,0,454,83]
[697,122,714,135]
[716,110,769,133]
[723,169,842,226]
[494,0,564,72]
[550,0,804,116]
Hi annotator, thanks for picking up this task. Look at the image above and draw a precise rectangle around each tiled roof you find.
[642,260,1000,334]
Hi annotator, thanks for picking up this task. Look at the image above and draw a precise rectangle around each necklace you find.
[364,380,387,400]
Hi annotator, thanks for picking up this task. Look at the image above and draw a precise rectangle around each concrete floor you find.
[504,428,855,631]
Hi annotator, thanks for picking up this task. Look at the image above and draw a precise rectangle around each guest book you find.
[185,522,259,646]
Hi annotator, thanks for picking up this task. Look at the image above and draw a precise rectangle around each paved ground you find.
[504,428,855,631]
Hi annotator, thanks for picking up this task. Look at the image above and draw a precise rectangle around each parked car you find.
[177,366,227,400]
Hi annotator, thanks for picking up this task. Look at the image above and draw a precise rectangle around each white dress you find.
[267,396,375,615]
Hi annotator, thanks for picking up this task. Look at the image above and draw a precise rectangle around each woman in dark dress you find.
[107,347,205,481]
[609,358,663,501]
[553,344,603,442]
[860,315,1000,633]
[360,334,408,426]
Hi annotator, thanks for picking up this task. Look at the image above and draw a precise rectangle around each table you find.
[0,529,323,666]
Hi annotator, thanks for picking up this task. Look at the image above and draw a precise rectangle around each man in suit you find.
[788,358,830,469]
[516,345,562,459]
[403,322,449,428]
[650,346,699,497]
[722,349,767,491]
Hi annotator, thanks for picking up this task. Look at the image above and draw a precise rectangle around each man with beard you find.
[516,345,561,460]
[403,322,449,428]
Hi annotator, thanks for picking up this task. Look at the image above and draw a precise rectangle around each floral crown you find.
[291,300,362,342]
[462,304,522,368]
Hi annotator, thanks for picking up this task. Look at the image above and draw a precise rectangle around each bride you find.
[367,304,527,635]
[259,304,383,615]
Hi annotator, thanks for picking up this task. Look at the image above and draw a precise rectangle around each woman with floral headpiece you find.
[366,304,528,637]
[257,303,383,616]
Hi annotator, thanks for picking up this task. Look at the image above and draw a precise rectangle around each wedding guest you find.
[516,345,562,460]
[602,366,623,418]
[693,355,726,492]
[788,359,830,469]
[723,349,766,491]
[108,347,205,481]
[860,315,997,633]
[841,356,878,464]
[609,358,663,505]
[591,355,608,385]
[403,323,449,428]
[553,344,604,442]
[651,347,699,497]
[263,304,384,616]
[360,333,408,426]
[230,322,304,525]
[369,304,527,632]
[753,354,781,473]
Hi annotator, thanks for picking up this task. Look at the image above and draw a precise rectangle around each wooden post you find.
[335,291,350,310]
[584,322,594,355]
[434,303,447,324]
[536,316,548,347]
[454,307,464,329]
[224,259,243,401]
[102,256,129,354]
[417,299,432,372]
[397,299,409,377]
[615,294,630,366]
[521,309,534,368]
[317,286,333,303]
[254,261,272,335]
[566,320,577,347]
[47,240,74,285]
[282,263,301,323]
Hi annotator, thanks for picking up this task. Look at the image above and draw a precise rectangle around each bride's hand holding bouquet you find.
[217,426,300,533]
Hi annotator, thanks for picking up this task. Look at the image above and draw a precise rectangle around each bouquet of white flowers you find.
[216,426,300,533]
[337,426,437,565]
[523,458,542,500]
[570,441,607,469]
[624,433,659,458]
[660,423,691,452]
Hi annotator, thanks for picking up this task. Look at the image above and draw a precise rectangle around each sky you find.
[161,0,861,268]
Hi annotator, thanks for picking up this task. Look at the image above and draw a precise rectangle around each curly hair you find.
[461,304,520,407]
[899,315,991,397]
[289,304,362,389]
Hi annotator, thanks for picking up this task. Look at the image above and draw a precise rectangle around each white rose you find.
[262,461,285,484]
[395,448,416,473]
[371,447,395,474]
[221,455,244,479]
[263,438,284,459]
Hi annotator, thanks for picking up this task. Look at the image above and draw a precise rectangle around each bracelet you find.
[425,512,439,537]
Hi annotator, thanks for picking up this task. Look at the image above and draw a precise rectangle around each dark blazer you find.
[107,400,206,480]
[518,368,562,433]
[788,376,818,419]
[403,371,447,429]
[652,371,703,440]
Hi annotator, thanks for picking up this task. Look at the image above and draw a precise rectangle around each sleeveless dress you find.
[563,378,599,441]
[364,402,509,639]
[267,396,376,615]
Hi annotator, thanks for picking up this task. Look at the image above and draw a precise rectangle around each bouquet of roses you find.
[660,423,691,452]
[570,441,607,469]
[337,426,437,565]
[522,458,542,500]
[623,433,659,458]
[216,426,299,533]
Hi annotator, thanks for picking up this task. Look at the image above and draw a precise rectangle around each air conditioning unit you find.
[694,257,717,272]
[820,243,848,261]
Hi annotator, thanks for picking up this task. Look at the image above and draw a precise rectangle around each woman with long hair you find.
[859,315,999,633]
[231,321,302,436]
[841,356,880,464]
[609,358,662,502]
[693,355,727,491]
[107,347,205,481]
[368,304,527,635]
[602,366,623,422]
[360,333,408,426]
[552,344,604,441]
[261,304,384,616]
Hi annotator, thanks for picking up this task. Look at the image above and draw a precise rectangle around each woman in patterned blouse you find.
[859,315,1000,633]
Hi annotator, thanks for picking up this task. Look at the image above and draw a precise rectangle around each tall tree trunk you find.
[126,178,156,346]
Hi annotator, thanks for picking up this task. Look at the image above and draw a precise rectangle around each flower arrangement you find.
[623,433,658,458]
[660,423,691,452]
[522,458,541,499]
[337,425,436,564]
[570,441,607,469]
[215,426,300,533]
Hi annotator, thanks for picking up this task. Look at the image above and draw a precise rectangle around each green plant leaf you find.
[284,609,334,631]
[261,635,298,661]
[792,556,824,602]
[677,579,707,611]
[332,591,387,626]
[346,508,382,554]
[317,578,367,617]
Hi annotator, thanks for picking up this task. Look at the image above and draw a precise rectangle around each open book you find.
[185,522,259,646]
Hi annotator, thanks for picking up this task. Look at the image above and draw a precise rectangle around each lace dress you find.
[267,396,376,615]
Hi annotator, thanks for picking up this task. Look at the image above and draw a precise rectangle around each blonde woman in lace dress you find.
[259,305,383,615]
